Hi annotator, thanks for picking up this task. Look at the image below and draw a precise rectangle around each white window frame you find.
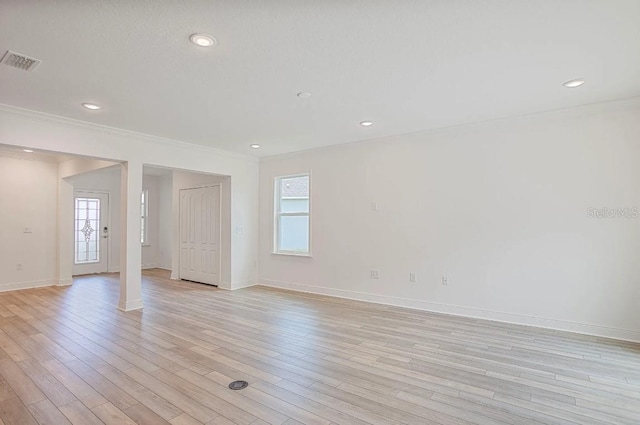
[141,189,149,245]
[273,173,311,256]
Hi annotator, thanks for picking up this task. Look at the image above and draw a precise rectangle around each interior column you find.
[119,160,144,311]
[56,177,74,286]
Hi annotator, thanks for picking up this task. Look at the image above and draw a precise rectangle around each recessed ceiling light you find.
[82,103,102,110]
[190,33,217,47]
[563,78,585,88]
[250,144,261,149]
[360,121,373,127]
[297,92,312,99]
[23,149,34,153]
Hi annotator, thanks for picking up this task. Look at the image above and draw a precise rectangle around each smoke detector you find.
[1,50,41,72]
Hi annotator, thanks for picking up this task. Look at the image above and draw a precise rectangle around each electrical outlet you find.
[409,272,417,282]
[16,263,23,270]
[370,270,380,279]
[442,276,448,285]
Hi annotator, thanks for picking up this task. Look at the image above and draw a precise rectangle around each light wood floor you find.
[0,270,639,425]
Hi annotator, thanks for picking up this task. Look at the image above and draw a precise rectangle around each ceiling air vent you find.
[1,50,41,72]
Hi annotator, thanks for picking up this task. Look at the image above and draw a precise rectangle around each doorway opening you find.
[73,191,109,275]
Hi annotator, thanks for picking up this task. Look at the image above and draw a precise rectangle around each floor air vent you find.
[228,380,248,390]
[1,50,41,72]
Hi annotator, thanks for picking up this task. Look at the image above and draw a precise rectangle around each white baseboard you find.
[108,266,169,272]
[231,280,257,290]
[0,279,57,292]
[118,298,144,311]
[259,279,640,343]
[57,278,73,286]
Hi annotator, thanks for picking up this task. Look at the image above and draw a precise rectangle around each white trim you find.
[73,190,111,272]
[271,251,312,257]
[259,279,640,344]
[216,280,256,290]
[259,96,640,162]
[178,184,222,286]
[0,103,257,162]
[111,264,162,271]
[141,189,149,245]
[0,279,57,292]
[231,280,257,290]
[118,298,144,311]
[273,172,311,255]
[57,278,73,286]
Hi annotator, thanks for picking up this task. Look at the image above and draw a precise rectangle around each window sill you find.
[272,251,311,258]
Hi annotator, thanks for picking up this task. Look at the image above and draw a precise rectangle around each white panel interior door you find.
[73,191,109,275]
[179,185,220,286]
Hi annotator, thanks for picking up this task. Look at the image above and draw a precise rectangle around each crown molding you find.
[260,95,640,163]
[0,103,258,163]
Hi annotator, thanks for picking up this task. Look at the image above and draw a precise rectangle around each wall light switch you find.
[235,227,244,234]
[371,202,378,211]
[23,227,32,233]
[409,272,417,282]
[370,270,380,279]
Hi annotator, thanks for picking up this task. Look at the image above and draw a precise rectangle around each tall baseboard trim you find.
[118,298,144,312]
[259,279,640,343]
[231,280,257,290]
[0,279,57,293]
[57,278,73,286]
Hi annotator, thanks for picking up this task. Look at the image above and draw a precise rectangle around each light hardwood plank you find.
[0,269,637,425]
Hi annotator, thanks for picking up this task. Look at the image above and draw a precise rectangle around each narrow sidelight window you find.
[141,190,149,244]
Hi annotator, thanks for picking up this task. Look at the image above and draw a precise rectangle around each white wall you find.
[0,155,58,291]
[142,173,160,269]
[69,166,122,273]
[0,104,259,291]
[259,98,640,342]
[158,173,173,270]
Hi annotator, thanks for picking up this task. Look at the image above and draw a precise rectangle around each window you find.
[141,190,148,244]
[274,174,310,255]
[75,197,100,264]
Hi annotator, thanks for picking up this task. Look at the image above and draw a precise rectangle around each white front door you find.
[73,191,109,275]
[179,186,220,286]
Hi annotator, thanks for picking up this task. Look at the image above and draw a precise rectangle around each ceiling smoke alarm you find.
[0,50,41,72]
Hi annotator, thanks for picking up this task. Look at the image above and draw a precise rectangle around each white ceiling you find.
[1,1,639,157]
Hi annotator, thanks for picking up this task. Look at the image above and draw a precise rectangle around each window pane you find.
[140,190,148,244]
[279,215,309,252]
[280,198,309,213]
[280,175,309,199]
[74,197,100,264]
